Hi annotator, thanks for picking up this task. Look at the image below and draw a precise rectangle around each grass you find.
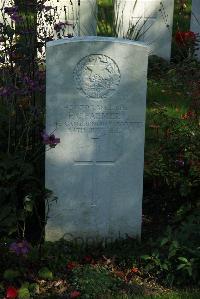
[147,78,190,116]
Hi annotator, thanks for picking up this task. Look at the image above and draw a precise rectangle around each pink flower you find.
[6,287,18,298]
[70,290,81,298]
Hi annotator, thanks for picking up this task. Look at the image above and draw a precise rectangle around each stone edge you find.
[46,36,149,52]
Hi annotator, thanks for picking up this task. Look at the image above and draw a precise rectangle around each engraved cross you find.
[74,137,115,207]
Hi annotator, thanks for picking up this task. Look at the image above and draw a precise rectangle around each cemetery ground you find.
[1,57,200,299]
[0,0,200,298]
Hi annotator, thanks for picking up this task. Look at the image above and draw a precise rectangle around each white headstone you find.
[114,0,174,60]
[0,0,12,26]
[190,0,200,60]
[39,0,97,39]
[45,37,148,242]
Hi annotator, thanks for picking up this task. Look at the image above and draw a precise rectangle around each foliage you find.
[38,267,53,280]
[3,269,21,281]
[140,215,200,286]
[0,0,62,240]
[0,153,45,237]
[71,265,122,298]
[144,105,200,221]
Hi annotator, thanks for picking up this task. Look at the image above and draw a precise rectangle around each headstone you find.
[114,0,174,60]
[45,36,148,242]
[190,0,200,60]
[0,0,12,26]
[39,0,97,39]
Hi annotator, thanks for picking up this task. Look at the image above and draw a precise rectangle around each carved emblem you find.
[74,54,121,99]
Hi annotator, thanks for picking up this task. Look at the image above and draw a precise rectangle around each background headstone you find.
[114,0,174,60]
[45,37,148,242]
[190,0,200,60]
[39,0,97,38]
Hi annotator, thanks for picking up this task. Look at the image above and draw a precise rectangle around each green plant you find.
[71,265,122,298]
[18,286,30,299]
[144,105,200,223]
[3,269,21,281]
[38,267,53,280]
[140,212,200,287]
[0,153,45,236]
[97,0,159,40]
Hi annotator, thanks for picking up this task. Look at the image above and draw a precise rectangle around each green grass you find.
[100,292,200,299]
[69,291,200,299]
[147,79,190,116]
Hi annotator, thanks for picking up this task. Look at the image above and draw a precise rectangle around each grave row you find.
[1,0,200,60]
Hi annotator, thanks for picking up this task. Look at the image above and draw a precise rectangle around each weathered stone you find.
[114,0,174,60]
[45,37,148,242]
[191,0,200,60]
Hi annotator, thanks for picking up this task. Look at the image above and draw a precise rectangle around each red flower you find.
[175,31,196,45]
[70,290,81,298]
[83,255,93,263]
[67,261,77,271]
[130,267,139,273]
[6,287,18,298]
[181,110,195,120]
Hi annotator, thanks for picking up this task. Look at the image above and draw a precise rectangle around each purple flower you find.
[9,240,30,256]
[4,6,18,15]
[43,5,53,12]
[10,12,23,23]
[41,131,60,148]
[54,22,66,31]
[0,86,14,97]
[23,75,39,92]
[175,159,185,167]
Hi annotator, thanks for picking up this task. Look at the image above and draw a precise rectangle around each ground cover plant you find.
[0,0,200,298]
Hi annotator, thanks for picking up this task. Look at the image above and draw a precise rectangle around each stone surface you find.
[45,37,148,242]
[190,0,200,60]
[39,0,97,38]
[114,0,174,60]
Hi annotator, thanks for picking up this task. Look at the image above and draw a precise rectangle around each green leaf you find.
[168,249,177,259]
[160,237,169,246]
[29,283,39,295]
[177,264,186,270]
[38,267,53,280]
[3,269,21,281]
[162,263,169,270]
[140,255,151,260]
[18,287,30,299]
[178,257,189,263]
